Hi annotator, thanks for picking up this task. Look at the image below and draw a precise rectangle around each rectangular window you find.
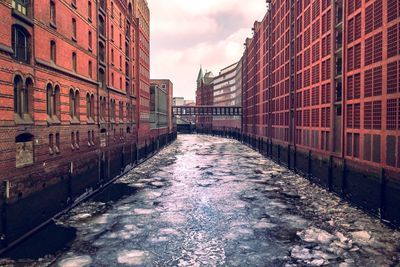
[72,52,77,72]
[50,0,56,24]
[72,18,77,40]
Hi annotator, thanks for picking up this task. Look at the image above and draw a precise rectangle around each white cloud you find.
[149,0,267,100]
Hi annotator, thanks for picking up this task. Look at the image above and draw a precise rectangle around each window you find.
[50,0,56,25]
[88,31,92,50]
[72,18,77,40]
[76,131,80,149]
[88,1,92,20]
[111,72,114,86]
[88,60,92,78]
[99,16,105,36]
[111,25,114,42]
[49,134,54,154]
[16,133,34,168]
[111,48,114,64]
[46,84,60,119]
[119,101,123,121]
[69,89,80,120]
[119,55,122,69]
[12,25,30,63]
[55,133,60,153]
[119,12,122,27]
[119,77,122,89]
[72,52,77,72]
[119,34,122,48]
[50,40,56,63]
[86,93,94,120]
[99,68,105,89]
[14,75,31,118]
[12,0,28,16]
[99,42,105,62]
[72,0,76,7]
[111,2,114,17]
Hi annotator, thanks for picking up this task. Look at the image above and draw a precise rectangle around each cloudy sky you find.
[148,0,267,101]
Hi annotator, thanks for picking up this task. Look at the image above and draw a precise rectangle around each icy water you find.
[2,135,400,267]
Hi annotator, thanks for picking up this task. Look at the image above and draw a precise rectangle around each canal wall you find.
[197,129,400,229]
[0,132,177,253]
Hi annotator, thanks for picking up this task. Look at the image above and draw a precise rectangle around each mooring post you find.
[1,181,10,247]
[328,155,333,192]
[380,168,386,222]
[342,158,347,198]
[308,150,312,180]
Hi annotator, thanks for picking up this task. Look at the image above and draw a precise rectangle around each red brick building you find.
[195,67,214,130]
[0,0,173,248]
[241,0,400,224]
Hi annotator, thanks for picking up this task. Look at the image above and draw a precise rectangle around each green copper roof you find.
[197,66,204,83]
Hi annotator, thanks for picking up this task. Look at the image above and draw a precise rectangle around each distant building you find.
[195,67,214,130]
[150,80,174,136]
[173,97,185,106]
[212,60,242,130]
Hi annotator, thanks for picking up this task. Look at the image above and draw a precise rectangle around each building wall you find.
[195,75,214,130]
[0,0,176,248]
[242,0,400,174]
[212,61,242,130]
[240,0,400,223]
[135,0,151,147]
[150,79,174,133]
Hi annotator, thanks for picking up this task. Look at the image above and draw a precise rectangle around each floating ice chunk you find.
[335,232,349,243]
[58,255,92,267]
[117,250,148,265]
[351,231,372,244]
[133,208,155,215]
[297,227,334,244]
[159,228,180,236]
[290,246,314,260]
[254,219,277,229]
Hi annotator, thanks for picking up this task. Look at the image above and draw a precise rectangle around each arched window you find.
[14,75,32,120]
[111,48,114,64]
[46,83,53,116]
[99,67,105,89]
[99,15,105,36]
[111,2,114,17]
[128,3,132,18]
[50,40,56,63]
[111,72,114,86]
[86,93,91,119]
[12,25,30,63]
[15,133,34,168]
[99,42,105,62]
[69,89,79,120]
[74,91,80,119]
[125,61,129,77]
[90,94,95,118]
[69,89,75,117]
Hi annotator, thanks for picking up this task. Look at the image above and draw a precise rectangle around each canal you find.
[1,135,400,266]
